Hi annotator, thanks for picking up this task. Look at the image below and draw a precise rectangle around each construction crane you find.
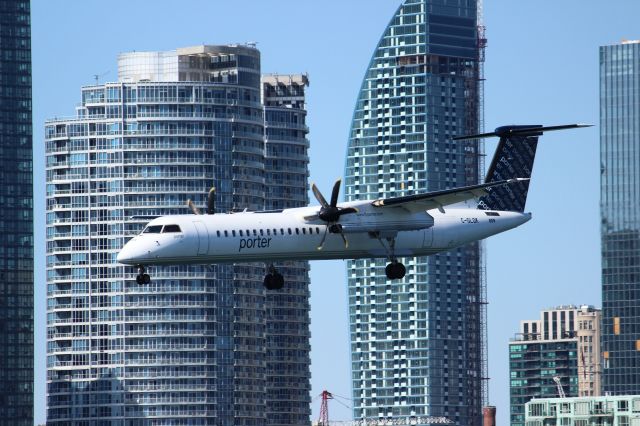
[312,417,454,425]
[318,390,334,425]
[314,390,453,425]
[553,376,567,398]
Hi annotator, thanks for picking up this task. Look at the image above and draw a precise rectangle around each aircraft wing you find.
[370,178,529,213]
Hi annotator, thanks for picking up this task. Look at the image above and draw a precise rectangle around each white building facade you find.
[45,45,311,425]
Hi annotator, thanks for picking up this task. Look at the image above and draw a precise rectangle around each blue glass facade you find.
[0,1,33,425]
[46,46,310,425]
[600,41,640,395]
[263,74,312,425]
[344,1,484,424]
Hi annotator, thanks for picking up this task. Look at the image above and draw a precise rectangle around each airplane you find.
[117,123,590,289]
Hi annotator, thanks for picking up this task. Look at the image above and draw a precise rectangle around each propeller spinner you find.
[311,179,357,250]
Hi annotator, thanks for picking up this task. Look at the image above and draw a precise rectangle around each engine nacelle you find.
[338,208,434,234]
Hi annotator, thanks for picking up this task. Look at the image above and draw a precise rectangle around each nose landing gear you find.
[263,264,284,290]
[136,265,151,285]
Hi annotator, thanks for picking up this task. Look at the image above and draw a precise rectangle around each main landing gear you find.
[374,233,406,280]
[263,264,284,290]
[386,261,406,280]
[136,265,151,285]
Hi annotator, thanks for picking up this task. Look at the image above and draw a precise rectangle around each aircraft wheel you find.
[263,274,276,290]
[385,262,406,280]
[273,273,284,290]
[143,274,151,284]
[264,273,284,290]
[136,275,144,285]
[395,263,406,279]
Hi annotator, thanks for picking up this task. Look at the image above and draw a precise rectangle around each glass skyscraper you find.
[344,1,485,424]
[600,40,640,395]
[46,45,310,425]
[0,1,33,425]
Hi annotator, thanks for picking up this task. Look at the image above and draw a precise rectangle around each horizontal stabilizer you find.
[452,123,592,141]
[468,123,591,212]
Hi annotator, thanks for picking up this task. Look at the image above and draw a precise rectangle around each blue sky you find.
[31,1,640,424]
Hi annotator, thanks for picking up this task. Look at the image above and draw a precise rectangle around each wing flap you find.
[371,179,529,212]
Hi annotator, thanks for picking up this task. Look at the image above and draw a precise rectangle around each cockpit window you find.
[143,225,163,234]
[162,224,181,233]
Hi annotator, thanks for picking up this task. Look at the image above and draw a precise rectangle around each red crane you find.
[318,390,334,425]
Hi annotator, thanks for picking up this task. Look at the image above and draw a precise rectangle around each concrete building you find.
[600,39,640,395]
[525,395,640,426]
[0,1,33,425]
[344,0,487,424]
[45,45,310,425]
[510,305,602,426]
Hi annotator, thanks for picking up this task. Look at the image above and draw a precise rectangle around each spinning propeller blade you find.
[311,179,357,249]
[187,199,201,215]
[311,182,329,208]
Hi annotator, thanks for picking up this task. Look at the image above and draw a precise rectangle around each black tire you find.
[395,263,406,279]
[143,274,151,284]
[385,263,396,279]
[385,263,406,280]
[273,273,284,290]
[263,274,275,290]
[136,275,144,285]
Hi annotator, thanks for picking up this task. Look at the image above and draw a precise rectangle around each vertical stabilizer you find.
[453,124,591,212]
[479,127,541,212]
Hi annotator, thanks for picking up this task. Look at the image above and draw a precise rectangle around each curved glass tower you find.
[46,46,311,425]
[344,1,485,424]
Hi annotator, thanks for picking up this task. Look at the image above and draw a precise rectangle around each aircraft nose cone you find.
[116,245,134,265]
[117,240,148,265]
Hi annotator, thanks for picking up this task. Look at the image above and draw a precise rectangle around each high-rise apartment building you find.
[525,395,640,426]
[262,74,312,424]
[600,40,640,395]
[509,305,601,426]
[0,2,33,425]
[45,45,310,425]
[344,1,486,424]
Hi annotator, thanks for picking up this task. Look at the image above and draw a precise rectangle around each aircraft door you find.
[422,226,434,248]
[194,221,209,255]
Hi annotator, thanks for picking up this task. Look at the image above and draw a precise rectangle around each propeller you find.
[206,187,216,215]
[187,186,216,215]
[311,179,358,250]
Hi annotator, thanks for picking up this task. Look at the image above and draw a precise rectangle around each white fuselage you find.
[117,201,531,266]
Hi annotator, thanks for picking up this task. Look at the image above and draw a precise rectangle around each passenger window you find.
[295,228,299,235]
[273,229,277,235]
[232,230,236,237]
[253,229,257,236]
[316,227,320,234]
[216,230,221,237]
[267,229,271,236]
[302,228,306,235]
[309,228,313,234]
[239,230,243,237]
[224,230,228,237]
[143,225,163,234]
[280,228,284,235]
[288,228,292,235]
[259,229,264,236]
[246,229,250,236]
